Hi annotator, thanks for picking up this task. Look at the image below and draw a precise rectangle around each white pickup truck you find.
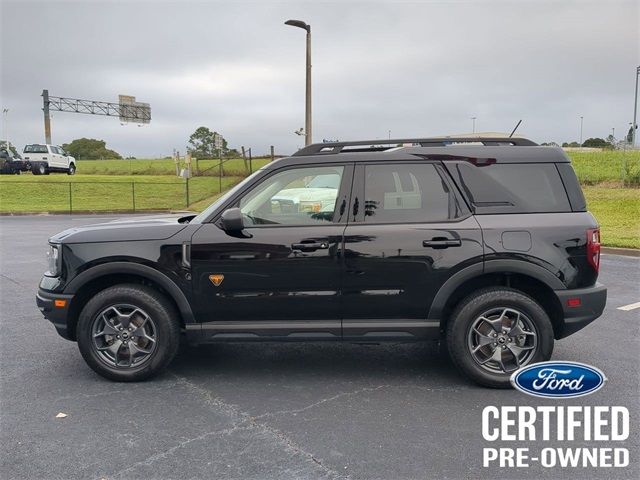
[23,144,76,175]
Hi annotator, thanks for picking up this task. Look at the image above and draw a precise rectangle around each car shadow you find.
[167,341,468,387]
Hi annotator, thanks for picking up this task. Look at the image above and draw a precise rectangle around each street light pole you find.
[471,116,476,134]
[285,19,312,146]
[2,108,8,151]
[632,65,639,147]
[579,116,584,147]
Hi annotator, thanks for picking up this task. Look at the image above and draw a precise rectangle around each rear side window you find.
[363,163,464,223]
[23,145,49,154]
[445,162,571,214]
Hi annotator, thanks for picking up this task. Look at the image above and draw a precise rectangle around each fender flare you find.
[427,259,565,320]
[64,262,195,324]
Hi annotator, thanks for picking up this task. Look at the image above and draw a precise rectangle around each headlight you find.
[46,244,61,277]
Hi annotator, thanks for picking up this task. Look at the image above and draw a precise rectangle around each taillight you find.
[587,228,601,273]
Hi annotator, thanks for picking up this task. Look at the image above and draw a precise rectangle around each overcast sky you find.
[1,0,638,157]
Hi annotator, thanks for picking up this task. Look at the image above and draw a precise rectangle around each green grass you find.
[568,150,640,186]
[0,174,243,213]
[76,157,271,176]
[584,186,640,249]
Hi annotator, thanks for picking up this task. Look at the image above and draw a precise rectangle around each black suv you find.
[36,137,607,387]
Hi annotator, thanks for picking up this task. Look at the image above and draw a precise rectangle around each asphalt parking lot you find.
[1,214,638,480]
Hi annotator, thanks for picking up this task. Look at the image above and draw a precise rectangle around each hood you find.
[50,213,196,244]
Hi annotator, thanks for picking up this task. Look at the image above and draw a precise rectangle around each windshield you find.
[191,168,265,224]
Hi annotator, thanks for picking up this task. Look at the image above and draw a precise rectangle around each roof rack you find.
[292,136,538,156]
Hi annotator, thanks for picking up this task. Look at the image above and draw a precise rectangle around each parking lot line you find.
[617,301,640,311]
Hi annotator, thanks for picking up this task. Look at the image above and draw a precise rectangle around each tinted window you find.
[240,166,344,226]
[364,163,462,223]
[445,162,571,214]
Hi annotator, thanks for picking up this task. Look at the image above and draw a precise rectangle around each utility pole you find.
[632,65,640,147]
[2,108,8,150]
[285,20,312,146]
[42,89,52,144]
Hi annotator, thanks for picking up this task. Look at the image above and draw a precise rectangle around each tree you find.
[187,127,215,159]
[187,127,228,159]
[561,141,581,147]
[62,138,122,159]
[581,137,609,148]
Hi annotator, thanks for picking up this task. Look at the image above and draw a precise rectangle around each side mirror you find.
[220,208,245,232]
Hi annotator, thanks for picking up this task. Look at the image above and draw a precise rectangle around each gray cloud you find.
[1,0,638,157]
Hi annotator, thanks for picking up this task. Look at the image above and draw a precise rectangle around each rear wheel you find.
[35,163,47,175]
[76,284,180,381]
[446,287,554,388]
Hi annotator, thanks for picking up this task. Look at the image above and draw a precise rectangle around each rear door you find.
[190,163,353,340]
[341,161,483,339]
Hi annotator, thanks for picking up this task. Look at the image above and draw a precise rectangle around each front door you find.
[341,161,483,339]
[191,163,353,340]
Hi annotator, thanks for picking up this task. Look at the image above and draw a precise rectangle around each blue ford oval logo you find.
[510,361,606,398]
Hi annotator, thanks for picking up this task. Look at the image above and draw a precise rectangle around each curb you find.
[601,247,640,257]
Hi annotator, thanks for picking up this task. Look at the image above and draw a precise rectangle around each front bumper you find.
[36,288,75,341]
[554,282,607,339]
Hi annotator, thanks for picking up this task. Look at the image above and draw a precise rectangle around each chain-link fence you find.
[0,176,242,214]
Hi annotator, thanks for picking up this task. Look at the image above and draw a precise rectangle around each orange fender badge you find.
[209,274,225,286]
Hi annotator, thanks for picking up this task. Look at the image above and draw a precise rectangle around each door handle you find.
[291,239,330,252]
[422,238,462,249]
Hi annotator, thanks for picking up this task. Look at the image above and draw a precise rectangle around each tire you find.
[36,164,47,175]
[446,287,554,388]
[67,163,76,175]
[76,284,181,382]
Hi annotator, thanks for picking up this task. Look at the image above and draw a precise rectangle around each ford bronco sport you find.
[36,136,607,387]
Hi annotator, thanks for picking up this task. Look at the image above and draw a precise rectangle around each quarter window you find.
[363,163,462,223]
[239,166,345,226]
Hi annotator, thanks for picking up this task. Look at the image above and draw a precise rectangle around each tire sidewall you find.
[68,164,75,175]
[447,288,554,388]
[76,285,179,381]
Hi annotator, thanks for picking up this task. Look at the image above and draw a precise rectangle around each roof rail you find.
[292,136,538,156]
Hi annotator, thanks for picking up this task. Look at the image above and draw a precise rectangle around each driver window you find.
[239,166,344,226]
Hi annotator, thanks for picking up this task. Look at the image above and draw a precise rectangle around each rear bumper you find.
[554,282,607,339]
[36,289,75,341]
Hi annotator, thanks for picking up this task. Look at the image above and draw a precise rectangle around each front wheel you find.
[76,284,180,381]
[67,164,76,175]
[446,287,554,388]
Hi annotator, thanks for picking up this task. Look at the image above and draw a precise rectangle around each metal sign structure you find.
[213,132,223,151]
[118,95,151,125]
[42,89,151,144]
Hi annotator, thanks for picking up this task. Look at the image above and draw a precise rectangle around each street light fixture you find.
[285,19,312,146]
